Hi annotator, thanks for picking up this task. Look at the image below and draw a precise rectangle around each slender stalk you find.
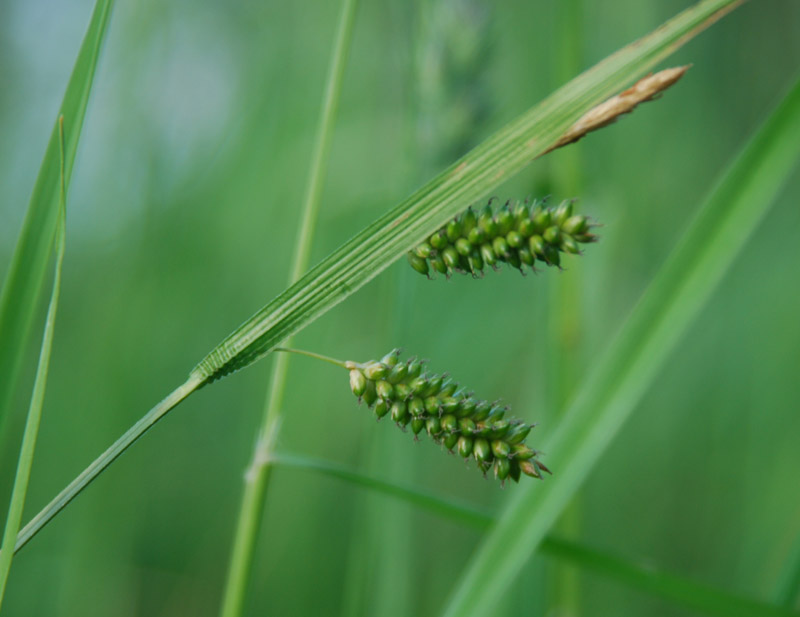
[10,375,202,555]
[0,118,68,606]
[218,1,359,615]
[272,347,347,369]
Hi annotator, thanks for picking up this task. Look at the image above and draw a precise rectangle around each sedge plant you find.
[5,3,799,617]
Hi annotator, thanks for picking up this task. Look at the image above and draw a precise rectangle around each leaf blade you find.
[440,75,800,617]
[0,0,115,432]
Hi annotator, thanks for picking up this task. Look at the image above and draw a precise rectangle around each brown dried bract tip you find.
[545,66,690,154]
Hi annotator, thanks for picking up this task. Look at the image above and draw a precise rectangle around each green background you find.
[1,0,798,615]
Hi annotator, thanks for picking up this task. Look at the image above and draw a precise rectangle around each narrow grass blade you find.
[191,0,745,385]
[273,454,798,617]
[11,375,203,554]
[0,0,114,434]
[775,530,800,607]
[0,118,68,607]
[440,76,800,617]
[219,0,359,615]
[12,0,744,555]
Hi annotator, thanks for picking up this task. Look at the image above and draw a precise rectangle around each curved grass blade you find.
[440,75,800,617]
[11,0,744,556]
[191,0,745,385]
[273,454,798,617]
[0,0,115,435]
[0,118,68,608]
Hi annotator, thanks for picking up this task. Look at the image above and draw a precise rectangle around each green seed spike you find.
[409,197,599,278]
[336,349,547,483]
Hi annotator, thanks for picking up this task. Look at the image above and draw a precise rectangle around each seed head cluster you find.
[407,198,598,278]
[346,349,550,483]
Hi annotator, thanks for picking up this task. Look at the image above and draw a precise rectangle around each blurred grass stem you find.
[218,0,359,615]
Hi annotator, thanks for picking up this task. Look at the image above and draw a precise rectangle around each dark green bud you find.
[441,414,458,433]
[349,369,366,397]
[532,208,551,231]
[446,219,462,242]
[492,236,510,258]
[442,247,460,270]
[408,397,425,417]
[478,205,498,235]
[387,363,408,384]
[424,396,440,415]
[561,234,580,255]
[494,458,511,481]
[529,235,546,257]
[467,226,486,245]
[362,380,377,407]
[414,242,433,259]
[458,418,476,434]
[363,362,388,381]
[512,444,537,460]
[381,350,401,367]
[487,419,510,439]
[543,244,560,267]
[562,214,588,235]
[542,225,561,245]
[376,380,394,400]
[506,230,523,249]
[461,208,477,233]
[457,436,474,458]
[443,433,459,451]
[468,252,484,274]
[391,401,409,425]
[374,400,389,419]
[423,374,445,397]
[430,254,447,275]
[406,360,422,380]
[439,380,458,397]
[505,423,532,445]
[455,238,472,256]
[473,438,492,463]
[518,217,535,237]
[441,397,462,415]
[393,382,411,400]
[411,417,426,435]
[491,440,510,458]
[554,200,573,225]
[407,253,429,276]
[426,416,441,436]
[430,230,448,250]
[408,376,428,395]
[472,401,492,421]
[480,244,497,267]
[496,207,514,234]
[518,246,535,266]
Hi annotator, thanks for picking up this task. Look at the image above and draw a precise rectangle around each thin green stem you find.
[0,118,68,607]
[272,347,348,369]
[10,375,202,555]
[218,0,359,615]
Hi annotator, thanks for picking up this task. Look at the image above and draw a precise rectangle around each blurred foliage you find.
[1,1,798,615]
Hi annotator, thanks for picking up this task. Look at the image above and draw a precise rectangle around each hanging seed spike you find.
[340,350,546,483]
